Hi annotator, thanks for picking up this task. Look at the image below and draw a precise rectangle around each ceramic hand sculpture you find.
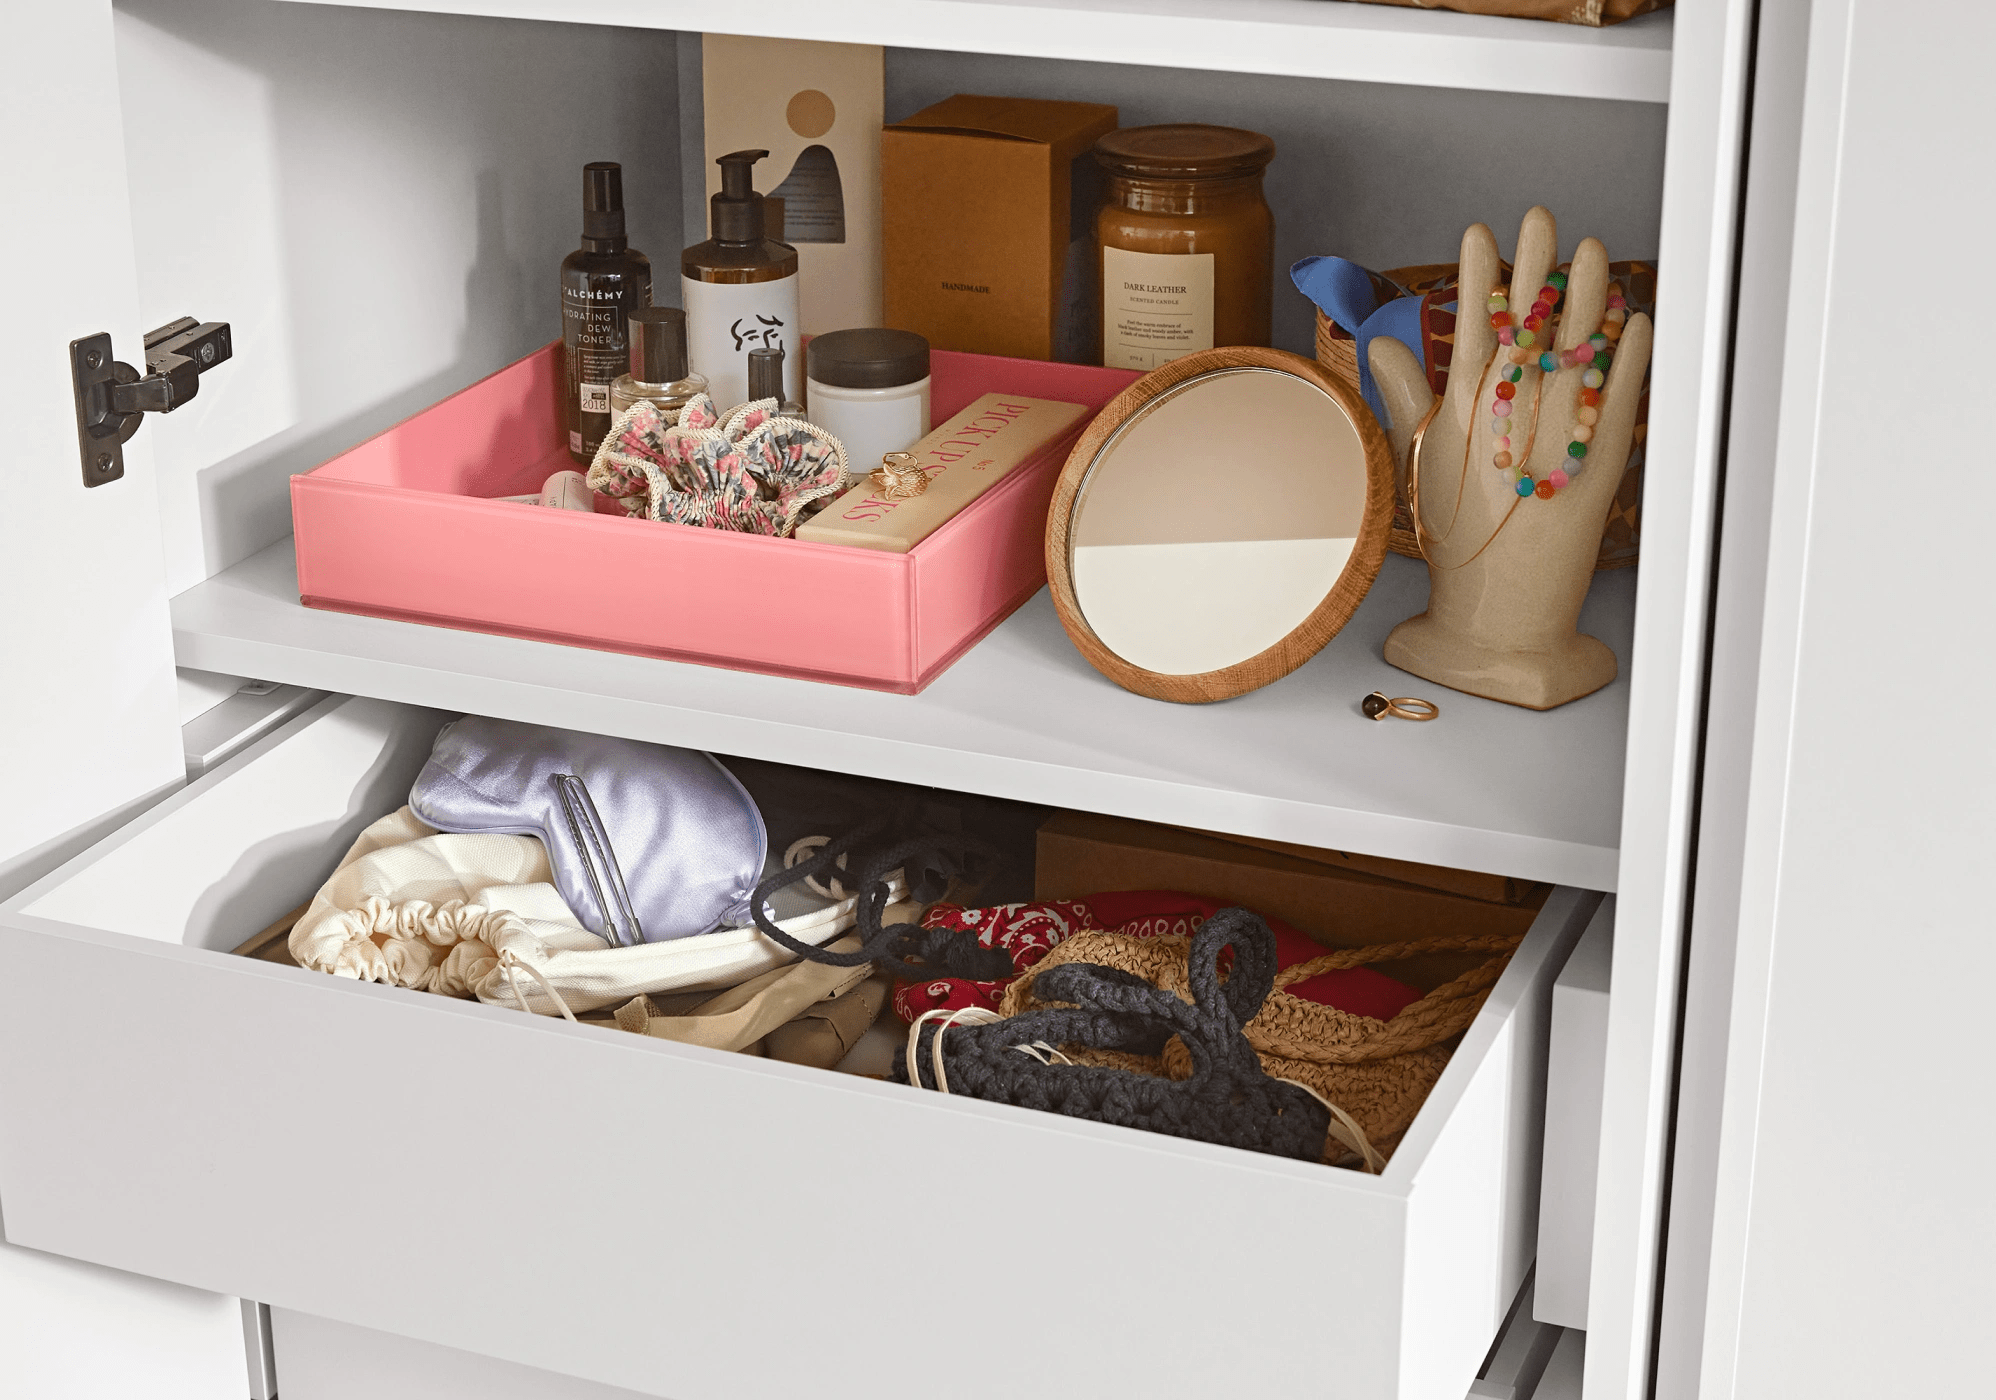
[1368,207,1653,709]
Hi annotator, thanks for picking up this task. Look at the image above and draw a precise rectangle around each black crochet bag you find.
[889,907,1341,1164]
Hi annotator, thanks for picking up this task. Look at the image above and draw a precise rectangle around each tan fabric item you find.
[764,975,890,1068]
[289,807,902,1015]
[607,936,873,1051]
[1356,0,1667,24]
[999,928,1522,1149]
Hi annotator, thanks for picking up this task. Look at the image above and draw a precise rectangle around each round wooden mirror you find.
[1046,347,1394,703]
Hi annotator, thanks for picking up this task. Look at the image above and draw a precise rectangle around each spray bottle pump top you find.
[581,161,627,248]
[711,149,770,245]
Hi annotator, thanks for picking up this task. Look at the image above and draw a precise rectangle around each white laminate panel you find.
[1695,3,1996,1398]
[173,545,1633,891]
[273,1309,655,1400]
[0,2,183,867]
[23,695,442,952]
[274,0,1674,101]
[0,1243,244,1400]
[1584,0,1760,1393]
[1396,889,1592,1400]
[1534,898,1612,1330]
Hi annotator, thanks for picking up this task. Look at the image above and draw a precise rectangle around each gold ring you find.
[869,451,928,500]
[1362,691,1439,722]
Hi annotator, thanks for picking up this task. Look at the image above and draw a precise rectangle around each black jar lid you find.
[1093,124,1276,180]
[807,328,931,389]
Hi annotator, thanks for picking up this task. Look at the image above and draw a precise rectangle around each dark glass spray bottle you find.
[561,162,652,463]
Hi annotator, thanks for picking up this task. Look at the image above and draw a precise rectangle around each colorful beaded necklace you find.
[1484,272,1627,499]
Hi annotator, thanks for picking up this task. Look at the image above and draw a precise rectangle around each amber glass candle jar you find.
[1093,124,1276,371]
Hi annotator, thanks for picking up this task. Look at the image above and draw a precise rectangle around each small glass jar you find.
[1093,125,1276,371]
[805,328,932,475]
[610,306,708,420]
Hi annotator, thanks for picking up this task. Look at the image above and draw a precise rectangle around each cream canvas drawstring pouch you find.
[289,807,904,1017]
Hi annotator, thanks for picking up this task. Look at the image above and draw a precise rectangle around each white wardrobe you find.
[0,2,1984,1397]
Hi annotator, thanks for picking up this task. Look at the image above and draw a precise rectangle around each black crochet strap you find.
[1187,905,1278,1040]
[893,907,1334,1164]
[749,802,1014,982]
[1029,906,1275,1083]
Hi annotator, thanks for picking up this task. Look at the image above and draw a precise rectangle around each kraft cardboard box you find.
[1035,811,1547,991]
[882,95,1118,362]
[1186,828,1543,905]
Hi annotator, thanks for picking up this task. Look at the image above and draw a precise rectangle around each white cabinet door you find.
[1691,1,1996,1396]
[0,2,181,880]
[0,6,243,1397]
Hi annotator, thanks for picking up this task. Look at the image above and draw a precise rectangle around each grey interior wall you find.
[114,0,680,593]
[885,51,1668,358]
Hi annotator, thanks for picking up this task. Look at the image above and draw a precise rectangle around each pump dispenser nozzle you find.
[581,161,627,250]
[711,149,771,245]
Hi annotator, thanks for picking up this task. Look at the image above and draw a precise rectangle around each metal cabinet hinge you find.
[68,317,233,487]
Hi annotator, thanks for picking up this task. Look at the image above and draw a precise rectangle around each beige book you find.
[795,392,1088,553]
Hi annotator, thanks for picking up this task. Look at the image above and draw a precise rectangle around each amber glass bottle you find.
[1093,125,1276,371]
[561,162,652,462]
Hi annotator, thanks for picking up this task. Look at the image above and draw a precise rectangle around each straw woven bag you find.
[999,927,1523,1156]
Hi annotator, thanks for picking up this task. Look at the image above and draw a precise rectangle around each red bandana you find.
[892,889,1421,1025]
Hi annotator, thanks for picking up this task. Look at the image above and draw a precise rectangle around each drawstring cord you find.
[785,834,851,900]
[499,949,578,1023]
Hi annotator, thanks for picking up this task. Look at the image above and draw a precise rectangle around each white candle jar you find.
[805,328,932,478]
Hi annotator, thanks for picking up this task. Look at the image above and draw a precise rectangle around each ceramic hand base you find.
[1369,206,1653,711]
[1383,614,1617,711]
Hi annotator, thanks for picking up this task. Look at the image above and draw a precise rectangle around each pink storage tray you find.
[293,344,1138,692]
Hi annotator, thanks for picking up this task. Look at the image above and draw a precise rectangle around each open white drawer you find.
[0,695,1596,1400]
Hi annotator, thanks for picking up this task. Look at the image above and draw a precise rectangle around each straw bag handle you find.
[1262,931,1524,1062]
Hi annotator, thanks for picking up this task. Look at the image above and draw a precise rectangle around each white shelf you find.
[171,541,1632,891]
[278,0,1673,103]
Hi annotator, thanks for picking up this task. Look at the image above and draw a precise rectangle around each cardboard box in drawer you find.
[289,345,1137,692]
[1186,826,1543,905]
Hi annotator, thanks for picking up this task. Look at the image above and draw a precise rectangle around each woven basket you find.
[999,927,1522,1160]
[1319,260,1654,570]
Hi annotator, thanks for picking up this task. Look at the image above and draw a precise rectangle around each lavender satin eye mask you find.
[409,716,765,946]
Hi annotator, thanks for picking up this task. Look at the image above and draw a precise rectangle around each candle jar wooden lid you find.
[1092,124,1276,181]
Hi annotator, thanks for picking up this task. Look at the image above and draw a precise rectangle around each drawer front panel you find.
[0,924,1402,1399]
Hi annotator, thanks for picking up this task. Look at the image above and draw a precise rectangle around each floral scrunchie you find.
[587,394,848,537]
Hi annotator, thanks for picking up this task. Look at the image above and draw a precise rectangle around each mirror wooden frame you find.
[1045,346,1396,703]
